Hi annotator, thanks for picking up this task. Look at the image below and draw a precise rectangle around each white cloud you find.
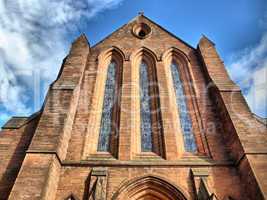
[0,0,123,122]
[246,65,267,117]
[227,32,267,117]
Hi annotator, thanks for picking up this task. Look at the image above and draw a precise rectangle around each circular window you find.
[132,23,151,39]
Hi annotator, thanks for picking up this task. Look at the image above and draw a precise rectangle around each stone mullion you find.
[156,61,180,160]
[131,57,141,157]
[109,60,123,158]
[148,64,164,157]
[118,61,132,160]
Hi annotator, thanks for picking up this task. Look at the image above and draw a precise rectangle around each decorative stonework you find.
[83,47,124,159]
[84,168,108,200]
[0,14,266,200]
[132,23,152,39]
[190,168,220,200]
[130,47,165,159]
[112,175,188,200]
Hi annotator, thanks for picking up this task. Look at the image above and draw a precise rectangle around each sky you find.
[0,0,267,127]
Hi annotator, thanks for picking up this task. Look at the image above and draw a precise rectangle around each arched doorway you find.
[112,176,188,200]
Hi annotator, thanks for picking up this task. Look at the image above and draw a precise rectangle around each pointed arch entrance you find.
[112,176,188,200]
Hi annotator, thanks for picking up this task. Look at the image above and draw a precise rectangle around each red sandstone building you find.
[0,14,267,200]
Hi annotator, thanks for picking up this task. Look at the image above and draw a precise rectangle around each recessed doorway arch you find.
[112,175,188,200]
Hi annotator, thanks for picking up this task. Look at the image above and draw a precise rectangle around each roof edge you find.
[91,14,195,50]
[141,15,195,50]
[253,114,267,126]
[1,110,41,130]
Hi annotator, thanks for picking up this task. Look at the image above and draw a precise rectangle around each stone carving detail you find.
[84,168,108,200]
[190,168,219,200]
[198,179,219,200]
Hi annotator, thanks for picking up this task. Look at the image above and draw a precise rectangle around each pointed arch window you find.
[83,47,125,159]
[170,62,197,152]
[131,48,164,158]
[140,61,153,152]
[98,61,119,152]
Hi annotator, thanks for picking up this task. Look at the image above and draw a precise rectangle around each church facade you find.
[0,14,267,200]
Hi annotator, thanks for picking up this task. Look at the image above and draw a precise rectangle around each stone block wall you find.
[0,14,266,200]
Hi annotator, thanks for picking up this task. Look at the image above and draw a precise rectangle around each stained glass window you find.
[140,62,153,152]
[171,62,197,152]
[98,62,117,151]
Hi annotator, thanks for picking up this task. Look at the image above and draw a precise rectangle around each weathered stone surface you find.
[0,14,266,200]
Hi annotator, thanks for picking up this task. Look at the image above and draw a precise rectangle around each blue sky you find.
[0,0,267,127]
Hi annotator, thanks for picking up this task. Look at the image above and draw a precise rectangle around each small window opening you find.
[132,23,151,39]
[139,30,146,37]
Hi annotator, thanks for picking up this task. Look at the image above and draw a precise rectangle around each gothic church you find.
[0,14,267,200]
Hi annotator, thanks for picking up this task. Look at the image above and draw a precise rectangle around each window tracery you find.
[170,62,197,152]
[140,61,153,152]
[98,61,117,152]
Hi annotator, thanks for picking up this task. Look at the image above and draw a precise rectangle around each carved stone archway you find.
[112,175,188,200]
